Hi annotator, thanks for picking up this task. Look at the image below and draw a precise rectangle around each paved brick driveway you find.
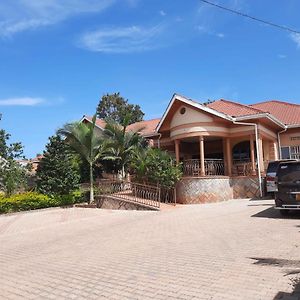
[1,199,300,300]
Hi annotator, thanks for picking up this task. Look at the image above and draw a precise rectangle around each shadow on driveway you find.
[273,283,300,300]
[251,206,300,219]
[250,257,300,299]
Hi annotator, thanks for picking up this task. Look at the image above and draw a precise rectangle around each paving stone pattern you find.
[1,199,300,299]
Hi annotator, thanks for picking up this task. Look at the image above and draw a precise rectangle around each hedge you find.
[0,191,83,214]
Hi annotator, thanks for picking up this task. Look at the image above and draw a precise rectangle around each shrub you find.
[131,148,182,188]
[0,190,84,214]
[0,192,51,213]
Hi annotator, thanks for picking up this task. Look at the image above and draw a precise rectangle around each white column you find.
[250,135,256,175]
[199,136,205,176]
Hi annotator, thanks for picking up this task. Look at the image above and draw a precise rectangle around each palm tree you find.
[130,147,150,184]
[58,115,109,203]
[104,115,145,179]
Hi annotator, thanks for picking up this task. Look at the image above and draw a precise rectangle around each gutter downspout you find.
[277,127,287,159]
[232,120,263,198]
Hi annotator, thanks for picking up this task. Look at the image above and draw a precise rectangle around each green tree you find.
[0,127,28,196]
[131,147,182,188]
[36,135,80,196]
[104,116,145,179]
[58,115,109,203]
[96,92,144,125]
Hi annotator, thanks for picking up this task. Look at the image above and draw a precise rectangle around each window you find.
[180,107,186,115]
[291,145,300,159]
[280,146,291,159]
[277,162,300,182]
[232,141,251,162]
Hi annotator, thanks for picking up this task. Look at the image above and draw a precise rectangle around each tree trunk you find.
[89,163,94,204]
[121,164,125,180]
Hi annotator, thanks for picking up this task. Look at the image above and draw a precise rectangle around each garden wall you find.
[176,176,263,204]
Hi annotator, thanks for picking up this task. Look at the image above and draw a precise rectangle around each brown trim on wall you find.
[259,131,277,141]
[170,122,229,131]
[171,131,229,140]
[229,130,254,138]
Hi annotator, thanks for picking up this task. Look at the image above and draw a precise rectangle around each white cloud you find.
[159,10,166,17]
[175,17,183,22]
[195,26,225,38]
[278,54,287,59]
[0,0,115,37]
[196,25,208,33]
[125,0,140,7]
[196,0,244,39]
[290,33,300,48]
[78,25,165,53]
[0,97,45,106]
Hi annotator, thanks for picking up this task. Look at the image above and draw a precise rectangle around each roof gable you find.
[156,94,233,132]
[170,105,214,128]
[82,115,106,129]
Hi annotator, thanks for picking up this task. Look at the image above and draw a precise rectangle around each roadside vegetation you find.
[0,93,182,213]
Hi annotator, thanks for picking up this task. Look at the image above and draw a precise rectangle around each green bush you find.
[0,190,84,214]
[131,148,182,188]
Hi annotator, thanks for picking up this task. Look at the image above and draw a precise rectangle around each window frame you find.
[280,146,291,159]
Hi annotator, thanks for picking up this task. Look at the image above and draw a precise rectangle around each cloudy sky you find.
[0,0,300,157]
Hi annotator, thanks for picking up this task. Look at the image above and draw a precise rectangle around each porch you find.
[172,135,274,178]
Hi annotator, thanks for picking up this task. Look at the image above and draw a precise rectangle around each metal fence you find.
[94,180,177,208]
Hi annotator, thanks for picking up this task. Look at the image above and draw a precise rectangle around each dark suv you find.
[275,161,300,215]
[266,160,296,193]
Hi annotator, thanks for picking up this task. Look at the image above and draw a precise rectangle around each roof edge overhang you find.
[286,124,300,129]
[156,93,233,132]
[142,133,160,138]
[80,115,105,131]
[235,113,286,129]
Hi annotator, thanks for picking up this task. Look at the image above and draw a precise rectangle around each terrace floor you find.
[1,199,300,299]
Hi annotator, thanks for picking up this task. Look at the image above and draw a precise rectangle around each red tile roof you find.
[83,98,300,134]
[250,100,300,126]
[83,115,106,129]
[126,118,160,136]
[83,115,160,136]
[207,99,265,117]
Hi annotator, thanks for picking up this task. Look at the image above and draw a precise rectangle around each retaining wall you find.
[176,176,263,204]
[95,195,159,211]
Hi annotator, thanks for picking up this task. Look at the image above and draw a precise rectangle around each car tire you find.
[279,210,289,216]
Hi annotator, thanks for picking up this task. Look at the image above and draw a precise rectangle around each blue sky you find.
[0,0,300,158]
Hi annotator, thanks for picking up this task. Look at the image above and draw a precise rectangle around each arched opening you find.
[232,141,256,163]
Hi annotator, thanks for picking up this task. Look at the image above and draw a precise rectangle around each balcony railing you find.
[183,159,225,176]
[232,160,253,176]
[183,159,261,177]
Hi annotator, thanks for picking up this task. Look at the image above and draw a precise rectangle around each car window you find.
[267,162,279,173]
[277,163,300,182]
